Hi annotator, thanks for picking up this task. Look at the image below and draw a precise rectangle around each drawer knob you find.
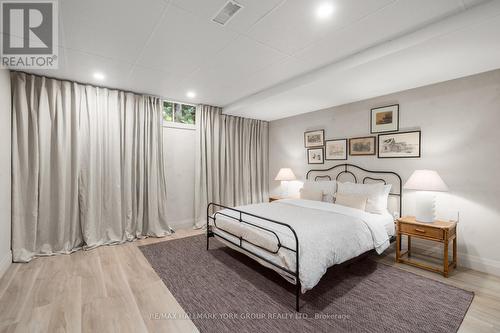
[415,228,426,233]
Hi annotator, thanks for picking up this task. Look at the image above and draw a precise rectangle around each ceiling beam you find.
[223,0,500,116]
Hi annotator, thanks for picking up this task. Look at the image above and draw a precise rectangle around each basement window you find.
[162,101,196,128]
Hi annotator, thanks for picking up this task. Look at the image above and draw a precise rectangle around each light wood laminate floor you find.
[0,229,499,333]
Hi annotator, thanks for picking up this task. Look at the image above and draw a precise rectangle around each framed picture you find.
[325,139,347,160]
[304,130,324,148]
[349,136,376,156]
[307,148,324,164]
[371,104,399,133]
[378,131,421,158]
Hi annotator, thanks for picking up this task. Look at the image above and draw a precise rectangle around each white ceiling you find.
[15,0,500,120]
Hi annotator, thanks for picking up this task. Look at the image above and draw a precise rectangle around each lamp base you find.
[280,181,289,197]
[415,191,436,223]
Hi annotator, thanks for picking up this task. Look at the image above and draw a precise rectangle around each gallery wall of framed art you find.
[302,103,421,164]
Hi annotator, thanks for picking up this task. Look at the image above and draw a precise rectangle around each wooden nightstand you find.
[396,216,457,277]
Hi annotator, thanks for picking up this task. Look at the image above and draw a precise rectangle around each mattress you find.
[210,198,393,292]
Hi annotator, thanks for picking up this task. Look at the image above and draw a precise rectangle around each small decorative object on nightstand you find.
[396,216,457,277]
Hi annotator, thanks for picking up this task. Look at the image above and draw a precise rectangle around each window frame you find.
[161,100,196,130]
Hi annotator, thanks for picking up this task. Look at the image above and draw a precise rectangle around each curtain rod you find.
[10,69,202,107]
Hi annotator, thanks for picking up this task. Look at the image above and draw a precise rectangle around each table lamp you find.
[404,170,449,223]
[275,168,296,197]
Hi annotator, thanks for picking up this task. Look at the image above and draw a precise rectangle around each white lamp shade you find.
[404,170,448,192]
[275,168,296,181]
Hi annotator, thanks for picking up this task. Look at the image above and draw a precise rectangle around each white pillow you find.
[335,193,368,211]
[336,182,391,214]
[299,188,323,201]
[302,180,336,203]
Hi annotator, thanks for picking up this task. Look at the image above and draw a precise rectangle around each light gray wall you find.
[163,126,195,229]
[269,69,500,276]
[0,69,11,277]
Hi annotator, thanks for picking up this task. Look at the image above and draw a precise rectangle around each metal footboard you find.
[206,202,301,311]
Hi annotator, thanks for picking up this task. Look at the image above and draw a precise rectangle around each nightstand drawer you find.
[399,223,444,240]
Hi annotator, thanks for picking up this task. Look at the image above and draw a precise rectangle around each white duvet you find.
[212,199,391,293]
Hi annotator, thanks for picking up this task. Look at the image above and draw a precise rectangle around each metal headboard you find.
[306,163,403,216]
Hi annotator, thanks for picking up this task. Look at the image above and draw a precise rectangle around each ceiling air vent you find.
[212,1,243,26]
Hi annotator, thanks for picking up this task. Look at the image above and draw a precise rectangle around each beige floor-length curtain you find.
[194,105,269,227]
[11,72,172,262]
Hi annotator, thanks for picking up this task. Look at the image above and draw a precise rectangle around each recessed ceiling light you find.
[186,91,196,98]
[316,2,334,20]
[93,72,105,81]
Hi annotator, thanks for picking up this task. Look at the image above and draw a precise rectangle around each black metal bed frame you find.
[206,163,402,312]
[306,163,403,213]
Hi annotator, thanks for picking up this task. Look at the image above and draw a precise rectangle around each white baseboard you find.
[0,250,12,278]
[456,252,500,277]
[405,239,500,277]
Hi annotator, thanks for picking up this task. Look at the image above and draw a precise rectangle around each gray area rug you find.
[140,235,473,333]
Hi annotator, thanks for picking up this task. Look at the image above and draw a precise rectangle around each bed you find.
[206,163,402,311]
